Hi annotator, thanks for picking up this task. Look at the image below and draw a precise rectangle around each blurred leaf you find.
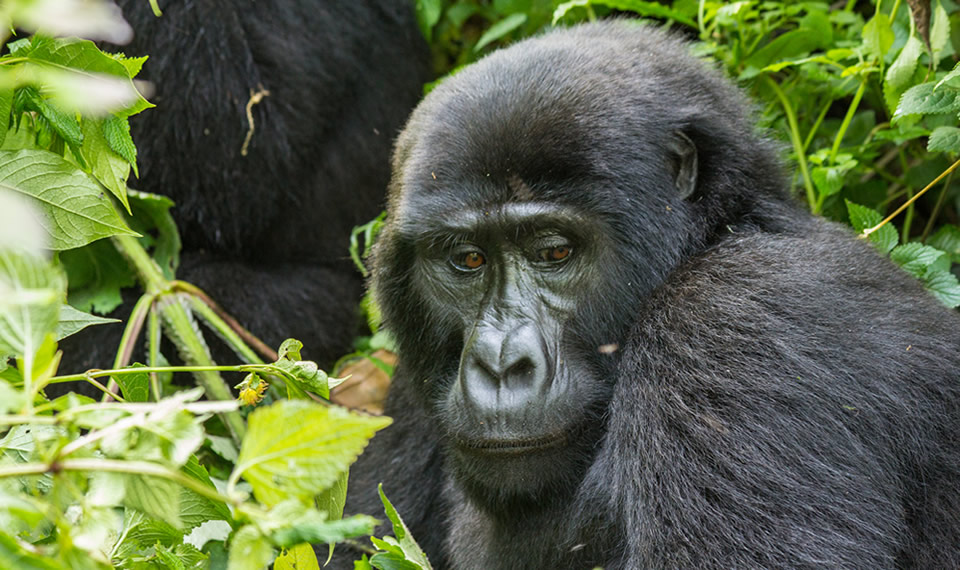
[180,456,233,529]
[60,238,136,314]
[474,13,527,52]
[0,250,63,358]
[414,0,442,42]
[884,36,924,113]
[927,126,960,152]
[927,224,960,262]
[274,544,320,570]
[863,13,895,61]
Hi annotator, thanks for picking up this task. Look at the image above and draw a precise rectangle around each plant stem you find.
[829,81,866,164]
[765,76,817,211]
[0,459,236,507]
[864,156,960,237]
[110,234,246,442]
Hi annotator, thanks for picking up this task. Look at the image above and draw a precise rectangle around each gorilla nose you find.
[462,322,551,395]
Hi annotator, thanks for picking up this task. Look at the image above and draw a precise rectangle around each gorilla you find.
[337,22,960,569]
[57,0,430,373]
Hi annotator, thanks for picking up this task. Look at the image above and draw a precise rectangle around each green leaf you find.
[0,531,60,570]
[0,149,137,250]
[60,238,136,314]
[936,61,960,90]
[124,474,182,528]
[20,37,153,117]
[233,400,391,506]
[227,525,275,570]
[0,250,64,358]
[55,303,119,341]
[114,55,148,79]
[845,200,898,254]
[927,224,960,262]
[931,0,950,64]
[180,456,233,529]
[927,126,960,152]
[268,507,377,547]
[810,155,857,199]
[862,13,894,61]
[414,0,442,41]
[127,190,181,279]
[274,544,320,570]
[474,13,527,52]
[80,117,131,213]
[110,363,150,403]
[742,29,821,78]
[884,36,923,114]
[890,243,948,278]
[0,87,13,149]
[894,82,960,120]
[923,269,960,308]
[374,485,431,569]
[103,114,138,176]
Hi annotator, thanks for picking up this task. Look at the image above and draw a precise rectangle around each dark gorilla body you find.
[338,22,960,569]
[57,0,430,373]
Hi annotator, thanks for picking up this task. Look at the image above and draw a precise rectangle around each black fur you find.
[57,0,430,373]
[338,22,960,568]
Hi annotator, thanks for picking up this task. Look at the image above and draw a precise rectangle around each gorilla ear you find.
[667,130,698,200]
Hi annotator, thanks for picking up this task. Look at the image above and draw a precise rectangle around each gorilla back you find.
[341,22,960,569]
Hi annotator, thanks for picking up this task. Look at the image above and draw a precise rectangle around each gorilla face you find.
[375,25,709,509]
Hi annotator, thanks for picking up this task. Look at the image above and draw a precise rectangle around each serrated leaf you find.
[845,200,898,254]
[895,82,960,120]
[931,0,950,64]
[114,55,148,79]
[126,519,182,548]
[80,117,131,212]
[927,224,960,262]
[927,126,960,152]
[19,37,153,117]
[124,474,182,528]
[55,303,118,341]
[890,243,947,278]
[923,269,960,308]
[268,506,377,547]
[474,13,527,52]
[936,61,960,90]
[180,456,232,529]
[863,13,895,61]
[0,250,64,358]
[0,149,137,250]
[375,485,431,569]
[233,400,391,506]
[102,115,137,176]
[884,36,923,113]
[0,87,13,149]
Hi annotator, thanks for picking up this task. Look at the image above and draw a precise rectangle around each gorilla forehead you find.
[391,22,750,223]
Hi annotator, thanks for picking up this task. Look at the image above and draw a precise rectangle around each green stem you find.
[829,81,866,164]
[765,76,817,211]
[0,459,235,507]
[148,303,161,400]
[111,234,246,442]
[802,100,832,153]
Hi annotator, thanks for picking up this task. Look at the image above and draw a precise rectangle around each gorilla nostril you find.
[504,358,538,386]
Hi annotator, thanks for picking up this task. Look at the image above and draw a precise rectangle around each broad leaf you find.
[0,149,136,250]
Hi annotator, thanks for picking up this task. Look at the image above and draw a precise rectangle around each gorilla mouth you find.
[456,431,567,455]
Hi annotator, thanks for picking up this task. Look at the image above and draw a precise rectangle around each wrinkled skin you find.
[335,22,960,569]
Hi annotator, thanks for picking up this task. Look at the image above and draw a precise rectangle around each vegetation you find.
[0,0,958,569]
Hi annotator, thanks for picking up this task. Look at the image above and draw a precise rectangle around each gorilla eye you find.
[451,250,486,271]
[537,245,573,263]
